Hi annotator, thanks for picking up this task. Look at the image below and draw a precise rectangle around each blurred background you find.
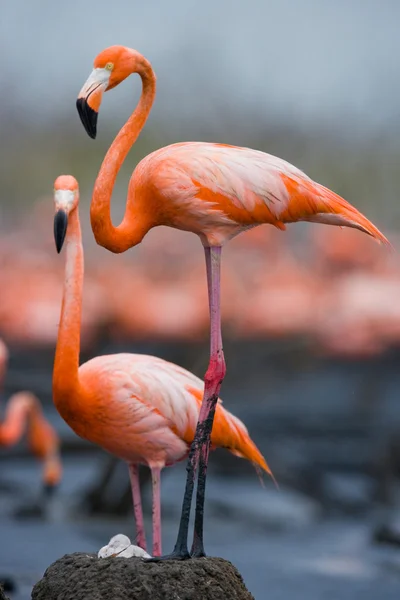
[1,0,400,598]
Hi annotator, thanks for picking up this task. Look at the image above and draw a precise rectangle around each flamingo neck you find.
[53,206,83,413]
[90,56,157,253]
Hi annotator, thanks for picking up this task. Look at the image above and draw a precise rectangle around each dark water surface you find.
[1,456,400,600]
[2,345,400,598]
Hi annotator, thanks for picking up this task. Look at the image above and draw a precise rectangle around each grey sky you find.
[1,0,399,130]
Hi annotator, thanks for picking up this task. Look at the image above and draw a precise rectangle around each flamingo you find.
[0,338,61,493]
[76,45,388,559]
[0,391,62,493]
[0,338,8,388]
[0,339,62,493]
[52,175,270,557]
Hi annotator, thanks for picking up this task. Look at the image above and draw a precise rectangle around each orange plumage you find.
[76,44,388,559]
[0,390,62,490]
[52,175,270,557]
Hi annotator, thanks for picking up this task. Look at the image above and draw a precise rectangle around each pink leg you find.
[148,246,225,562]
[128,463,147,551]
[191,246,226,557]
[151,466,162,557]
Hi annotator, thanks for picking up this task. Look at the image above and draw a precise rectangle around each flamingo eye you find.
[105,62,114,71]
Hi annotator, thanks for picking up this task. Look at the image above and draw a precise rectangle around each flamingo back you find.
[73,353,269,473]
[133,142,388,246]
[75,353,204,467]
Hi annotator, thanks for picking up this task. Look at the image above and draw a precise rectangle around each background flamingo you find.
[52,175,270,557]
[76,44,389,559]
[0,392,62,494]
[0,339,62,493]
[0,339,8,389]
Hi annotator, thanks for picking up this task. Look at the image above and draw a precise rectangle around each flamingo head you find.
[53,175,79,253]
[76,45,141,139]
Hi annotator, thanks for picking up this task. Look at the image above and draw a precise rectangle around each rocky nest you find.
[32,552,254,600]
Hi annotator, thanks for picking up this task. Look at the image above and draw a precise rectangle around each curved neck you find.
[53,207,83,408]
[90,55,157,253]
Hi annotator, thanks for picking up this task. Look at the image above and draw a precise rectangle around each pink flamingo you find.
[52,175,270,556]
[0,391,62,492]
[76,45,388,558]
[0,339,62,492]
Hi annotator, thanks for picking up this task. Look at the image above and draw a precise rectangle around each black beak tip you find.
[54,210,68,254]
[76,98,98,139]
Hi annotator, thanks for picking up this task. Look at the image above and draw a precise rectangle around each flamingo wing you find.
[78,353,202,465]
[145,142,388,244]
[148,141,302,218]
[78,353,270,473]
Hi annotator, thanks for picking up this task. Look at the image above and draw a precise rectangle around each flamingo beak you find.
[54,209,68,254]
[76,68,111,139]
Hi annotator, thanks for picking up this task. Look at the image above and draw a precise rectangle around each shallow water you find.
[1,456,400,600]
[2,346,400,598]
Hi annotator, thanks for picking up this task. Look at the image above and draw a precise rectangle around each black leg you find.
[190,400,218,557]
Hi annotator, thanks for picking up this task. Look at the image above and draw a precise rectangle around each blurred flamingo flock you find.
[0,195,395,359]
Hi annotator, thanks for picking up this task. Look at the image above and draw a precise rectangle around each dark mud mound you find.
[32,552,254,600]
[0,584,9,600]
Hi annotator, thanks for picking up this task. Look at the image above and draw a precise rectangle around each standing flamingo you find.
[76,45,388,558]
[52,175,270,557]
[0,391,62,493]
[0,338,61,493]
[0,339,8,387]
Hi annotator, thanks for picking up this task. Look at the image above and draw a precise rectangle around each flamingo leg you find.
[151,466,162,556]
[190,245,226,557]
[148,246,225,561]
[128,463,147,551]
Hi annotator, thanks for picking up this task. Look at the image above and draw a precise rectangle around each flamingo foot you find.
[145,550,191,562]
[98,534,151,559]
[144,539,191,562]
[190,542,206,558]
